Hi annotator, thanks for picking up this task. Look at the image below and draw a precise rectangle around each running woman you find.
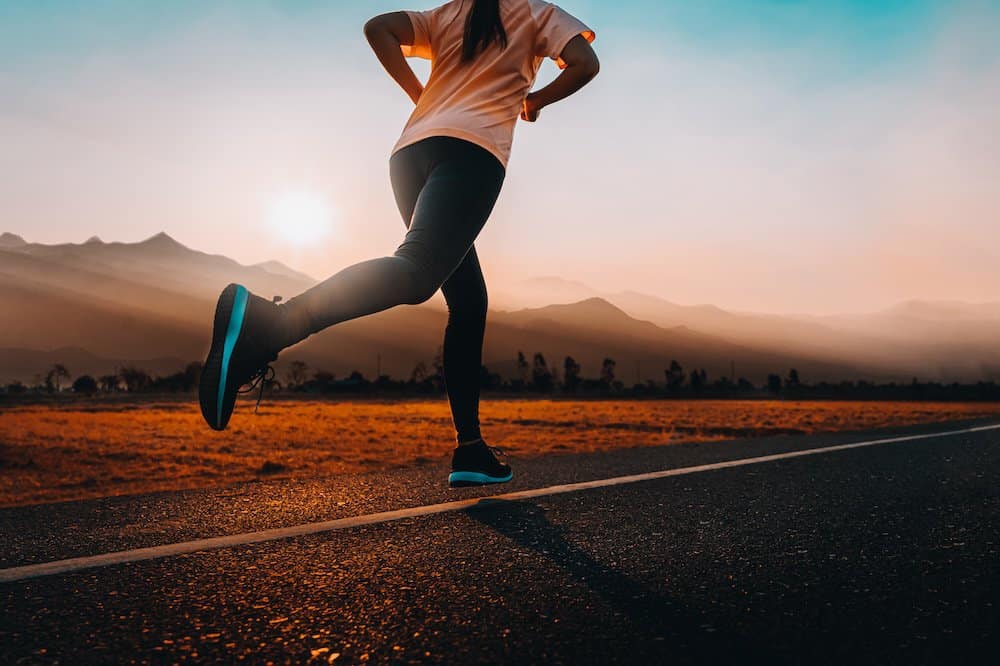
[199,0,599,487]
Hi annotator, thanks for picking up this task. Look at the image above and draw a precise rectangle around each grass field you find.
[2,397,999,507]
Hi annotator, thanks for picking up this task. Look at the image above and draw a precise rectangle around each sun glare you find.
[266,191,333,246]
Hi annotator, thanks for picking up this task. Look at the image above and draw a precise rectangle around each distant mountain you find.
[498,277,1000,384]
[484,296,866,385]
[872,299,1000,321]
[1,231,315,302]
[0,232,997,385]
[0,232,26,248]
[0,348,189,383]
[252,260,316,284]
[0,232,316,374]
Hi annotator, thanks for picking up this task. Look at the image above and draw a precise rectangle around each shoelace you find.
[238,364,276,414]
[460,439,506,459]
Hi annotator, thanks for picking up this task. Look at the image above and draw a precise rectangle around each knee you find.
[393,247,444,305]
[401,270,442,305]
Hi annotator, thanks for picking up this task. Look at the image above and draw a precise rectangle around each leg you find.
[275,138,505,350]
[388,140,490,445]
[440,246,489,444]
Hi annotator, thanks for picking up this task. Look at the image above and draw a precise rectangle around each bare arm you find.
[364,12,424,105]
[522,34,600,122]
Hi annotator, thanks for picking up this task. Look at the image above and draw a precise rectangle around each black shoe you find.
[449,440,513,487]
[199,283,282,431]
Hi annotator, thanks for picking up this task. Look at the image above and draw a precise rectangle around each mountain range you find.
[1,232,997,386]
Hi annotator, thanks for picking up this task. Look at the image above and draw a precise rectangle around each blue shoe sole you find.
[199,284,249,430]
[448,470,514,488]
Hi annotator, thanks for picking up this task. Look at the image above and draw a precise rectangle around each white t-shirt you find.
[393,0,595,168]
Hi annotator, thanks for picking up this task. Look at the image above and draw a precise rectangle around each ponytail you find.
[462,0,507,62]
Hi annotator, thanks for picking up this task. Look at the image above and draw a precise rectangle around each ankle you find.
[273,301,314,352]
[271,303,304,354]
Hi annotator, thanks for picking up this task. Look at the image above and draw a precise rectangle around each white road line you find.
[2,422,998,584]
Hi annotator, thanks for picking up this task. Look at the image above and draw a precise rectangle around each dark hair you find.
[462,0,507,62]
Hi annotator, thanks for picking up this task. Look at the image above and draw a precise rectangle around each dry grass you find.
[2,397,999,507]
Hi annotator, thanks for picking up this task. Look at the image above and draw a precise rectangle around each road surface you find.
[2,417,999,664]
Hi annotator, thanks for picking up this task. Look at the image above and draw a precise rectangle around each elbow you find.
[567,52,600,80]
[363,16,385,41]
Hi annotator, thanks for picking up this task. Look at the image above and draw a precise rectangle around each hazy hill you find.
[251,260,316,284]
[484,297,865,385]
[1,233,997,385]
[3,232,313,303]
[0,232,27,248]
[0,347,188,384]
[498,277,1000,383]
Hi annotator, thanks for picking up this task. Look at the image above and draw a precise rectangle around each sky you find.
[1,0,998,315]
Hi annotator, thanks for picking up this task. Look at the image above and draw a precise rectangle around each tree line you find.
[3,352,1000,401]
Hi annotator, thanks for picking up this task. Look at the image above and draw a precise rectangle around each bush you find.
[72,375,99,395]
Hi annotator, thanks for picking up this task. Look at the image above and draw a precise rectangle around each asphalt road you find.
[2,416,999,664]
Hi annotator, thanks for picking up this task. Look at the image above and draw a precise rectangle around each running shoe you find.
[449,440,513,487]
[199,283,282,431]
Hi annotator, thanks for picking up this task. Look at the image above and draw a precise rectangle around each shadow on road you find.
[464,498,785,664]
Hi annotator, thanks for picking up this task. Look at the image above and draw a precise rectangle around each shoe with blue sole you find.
[449,440,513,487]
[199,283,282,431]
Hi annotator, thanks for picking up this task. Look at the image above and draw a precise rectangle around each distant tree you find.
[5,380,27,394]
[431,345,445,390]
[737,377,755,391]
[118,366,151,392]
[374,372,394,392]
[600,358,616,387]
[689,368,706,393]
[286,360,309,388]
[712,376,734,391]
[263,373,281,394]
[151,371,185,392]
[44,364,71,393]
[786,368,801,387]
[72,375,99,395]
[532,353,553,392]
[312,370,336,390]
[664,360,685,391]
[183,362,202,390]
[767,373,783,394]
[480,364,502,390]
[516,351,530,386]
[152,362,202,393]
[410,361,428,384]
[98,375,120,392]
[563,356,582,393]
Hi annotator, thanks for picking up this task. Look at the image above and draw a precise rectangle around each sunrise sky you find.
[2,0,998,314]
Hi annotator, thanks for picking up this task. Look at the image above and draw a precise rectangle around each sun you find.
[266,191,333,246]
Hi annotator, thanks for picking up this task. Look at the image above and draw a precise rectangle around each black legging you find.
[276,136,506,444]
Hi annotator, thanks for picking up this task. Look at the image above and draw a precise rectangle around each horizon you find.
[2,1,999,314]
[7,227,1000,319]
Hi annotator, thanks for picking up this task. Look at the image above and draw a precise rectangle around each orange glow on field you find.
[2,399,998,507]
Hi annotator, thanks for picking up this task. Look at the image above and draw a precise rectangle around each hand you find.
[521,93,542,122]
